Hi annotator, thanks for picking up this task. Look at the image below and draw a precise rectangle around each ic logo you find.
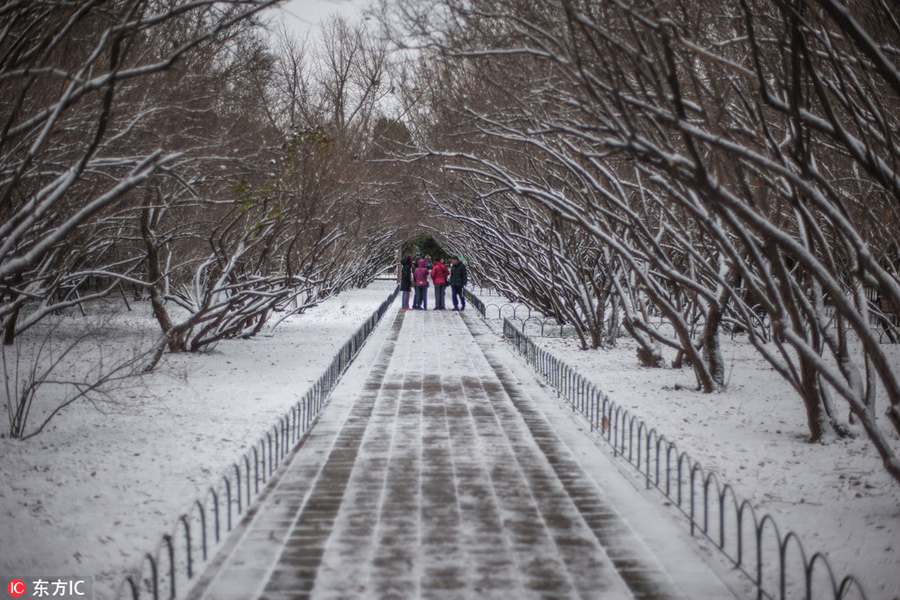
[7,579,26,597]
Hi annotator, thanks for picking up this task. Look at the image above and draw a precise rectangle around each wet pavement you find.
[187,307,742,600]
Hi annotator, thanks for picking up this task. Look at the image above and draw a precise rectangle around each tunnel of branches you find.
[2,0,900,483]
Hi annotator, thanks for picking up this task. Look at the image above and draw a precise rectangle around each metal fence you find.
[469,288,576,338]
[471,286,900,345]
[483,303,578,337]
[117,287,398,600]
[485,302,868,600]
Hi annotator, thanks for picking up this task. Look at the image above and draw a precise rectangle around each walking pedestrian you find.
[431,258,450,310]
[413,258,430,309]
[424,254,434,270]
[449,255,468,311]
[399,254,413,310]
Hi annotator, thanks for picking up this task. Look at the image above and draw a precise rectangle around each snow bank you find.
[486,303,900,600]
[0,281,396,599]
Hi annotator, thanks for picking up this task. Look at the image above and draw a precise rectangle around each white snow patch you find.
[486,305,900,600]
[0,281,396,599]
[2,283,898,600]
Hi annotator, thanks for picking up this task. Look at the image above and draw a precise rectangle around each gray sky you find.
[269,0,372,37]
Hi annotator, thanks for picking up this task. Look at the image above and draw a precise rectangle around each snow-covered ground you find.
[0,281,397,599]
[479,297,900,600]
[1,282,898,599]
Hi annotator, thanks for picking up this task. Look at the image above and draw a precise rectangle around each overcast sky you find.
[268,0,373,37]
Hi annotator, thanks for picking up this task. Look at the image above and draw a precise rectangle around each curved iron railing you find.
[498,314,868,600]
[117,287,399,600]
[481,300,575,338]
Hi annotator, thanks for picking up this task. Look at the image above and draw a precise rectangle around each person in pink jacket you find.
[431,258,450,310]
[413,258,430,310]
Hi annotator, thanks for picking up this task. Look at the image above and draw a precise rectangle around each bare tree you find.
[2,312,153,439]
[381,0,900,484]
[0,0,280,344]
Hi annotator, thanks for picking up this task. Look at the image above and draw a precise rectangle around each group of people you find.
[399,253,468,311]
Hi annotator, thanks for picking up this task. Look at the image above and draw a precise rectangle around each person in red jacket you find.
[431,258,450,310]
[413,258,430,310]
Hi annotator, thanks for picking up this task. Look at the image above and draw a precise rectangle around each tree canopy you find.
[2,0,900,485]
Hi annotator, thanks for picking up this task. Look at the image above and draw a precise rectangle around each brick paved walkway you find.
[187,307,742,600]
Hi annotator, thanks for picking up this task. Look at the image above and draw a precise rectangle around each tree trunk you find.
[3,273,24,345]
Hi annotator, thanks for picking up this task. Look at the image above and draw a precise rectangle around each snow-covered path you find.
[187,306,745,600]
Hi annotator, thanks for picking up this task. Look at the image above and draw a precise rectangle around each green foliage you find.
[232,127,336,216]
[232,172,281,217]
[284,127,333,156]
[404,233,447,260]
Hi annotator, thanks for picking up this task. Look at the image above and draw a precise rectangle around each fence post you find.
[119,286,400,600]
[462,292,869,600]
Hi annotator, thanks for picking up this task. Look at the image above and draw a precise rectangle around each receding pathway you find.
[187,306,742,600]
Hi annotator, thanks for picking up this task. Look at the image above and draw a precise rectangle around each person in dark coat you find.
[431,258,450,310]
[449,255,468,311]
[399,254,413,310]
[413,258,430,310]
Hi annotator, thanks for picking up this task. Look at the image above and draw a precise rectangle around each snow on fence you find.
[471,287,581,338]
[493,309,869,600]
[116,287,399,600]
[472,286,900,345]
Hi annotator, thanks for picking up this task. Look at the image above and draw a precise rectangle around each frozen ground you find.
[1,281,898,599]
[479,297,900,600]
[0,281,397,599]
